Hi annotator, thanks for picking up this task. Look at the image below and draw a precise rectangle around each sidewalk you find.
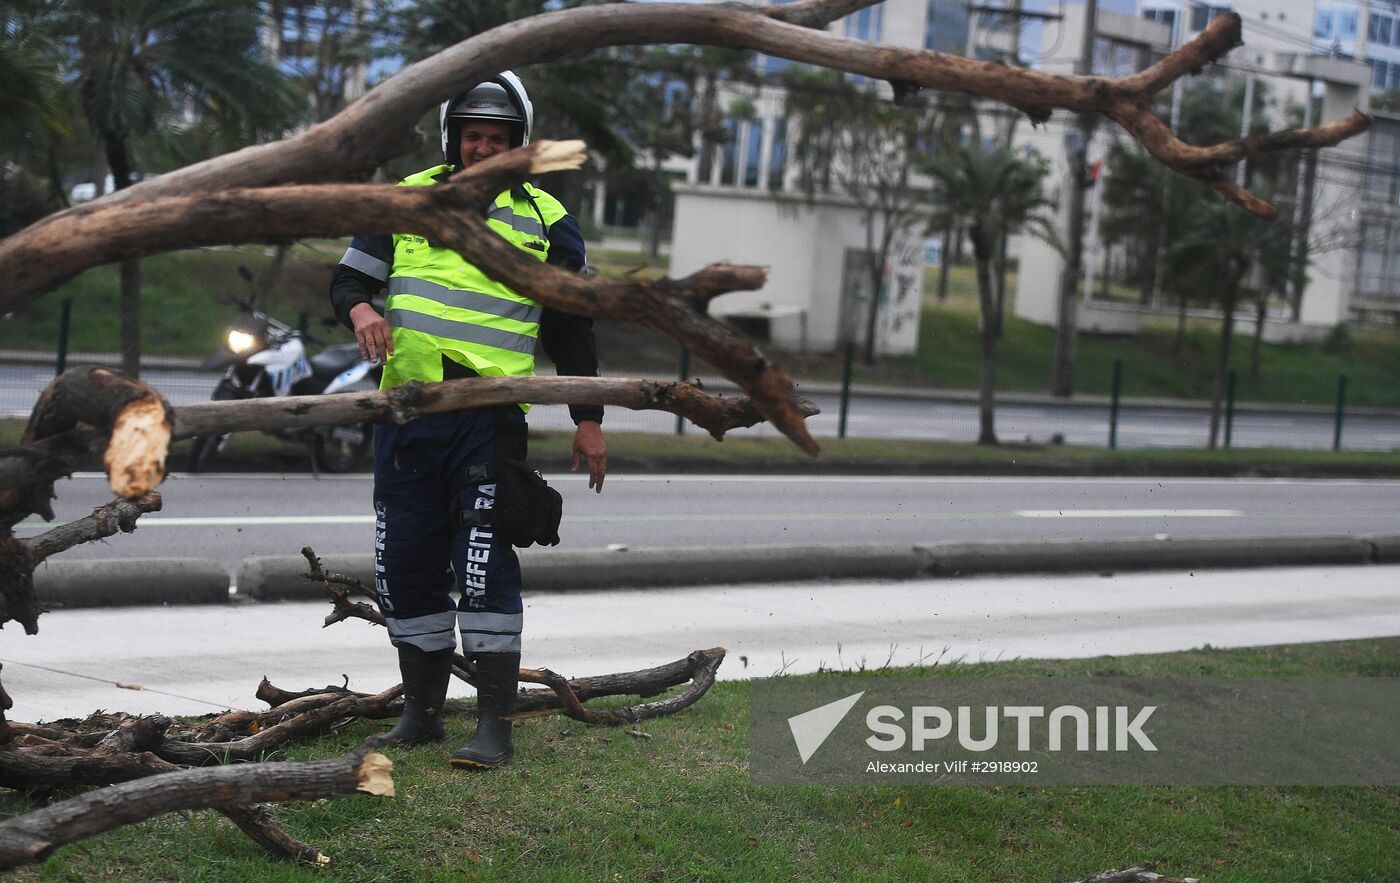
[6,563,1399,723]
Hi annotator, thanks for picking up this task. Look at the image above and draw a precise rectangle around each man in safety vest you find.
[329,71,606,769]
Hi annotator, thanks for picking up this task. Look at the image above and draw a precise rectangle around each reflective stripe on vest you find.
[380,165,560,388]
[387,276,543,325]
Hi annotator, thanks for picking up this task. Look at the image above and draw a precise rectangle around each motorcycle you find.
[188,270,381,473]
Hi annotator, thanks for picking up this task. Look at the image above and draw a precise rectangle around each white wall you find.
[669,185,923,354]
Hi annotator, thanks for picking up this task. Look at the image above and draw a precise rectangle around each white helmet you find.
[439,70,534,164]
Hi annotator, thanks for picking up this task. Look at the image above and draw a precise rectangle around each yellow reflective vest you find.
[380,165,569,390]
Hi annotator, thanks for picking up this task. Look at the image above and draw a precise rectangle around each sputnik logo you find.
[787,691,864,764]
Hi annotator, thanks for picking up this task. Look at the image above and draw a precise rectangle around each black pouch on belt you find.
[490,408,562,548]
[493,459,563,548]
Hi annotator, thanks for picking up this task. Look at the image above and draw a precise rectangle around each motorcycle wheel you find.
[313,423,373,473]
[186,380,240,473]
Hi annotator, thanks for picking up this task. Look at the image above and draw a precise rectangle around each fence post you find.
[1333,374,1348,451]
[1108,358,1123,449]
[838,341,855,440]
[1224,369,1237,449]
[54,298,73,376]
[675,349,691,436]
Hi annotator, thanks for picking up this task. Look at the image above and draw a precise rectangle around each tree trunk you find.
[1207,263,1242,449]
[645,151,664,262]
[993,231,1009,327]
[104,133,141,378]
[860,213,887,366]
[1249,288,1266,383]
[254,244,292,309]
[696,71,718,184]
[1173,290,1188,355]
[1290,147,1318,321]
[974,233,998,445]
[936,224,953,301]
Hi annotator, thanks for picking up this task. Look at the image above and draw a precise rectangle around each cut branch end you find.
[356,751,395,796]
[529,139,587,174]
[103,398,171,499]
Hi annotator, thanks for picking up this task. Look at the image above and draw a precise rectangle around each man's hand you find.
[572,420,607,492]
[349,302,393,363]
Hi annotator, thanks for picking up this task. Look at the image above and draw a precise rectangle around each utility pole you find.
[1050,0,1097,398]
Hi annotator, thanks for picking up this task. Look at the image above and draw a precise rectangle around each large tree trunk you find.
[1208,262,1243,449]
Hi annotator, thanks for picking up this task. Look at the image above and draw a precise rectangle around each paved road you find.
[16,473,1400,576]
[5,564,1398,722]
[5,365,1399,450]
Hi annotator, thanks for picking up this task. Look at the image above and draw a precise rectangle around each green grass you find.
[7,637,1398,881]
[870,265,1400,408]
[0,243,355,358]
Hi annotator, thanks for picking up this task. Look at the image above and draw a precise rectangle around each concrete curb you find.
[34,558,229,609]
[918,535,1377,576]
[34,534,1400,609]
[233,533,1400,602]
[236,545,927,600]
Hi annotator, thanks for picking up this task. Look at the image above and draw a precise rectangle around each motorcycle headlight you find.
[227,329,259,354]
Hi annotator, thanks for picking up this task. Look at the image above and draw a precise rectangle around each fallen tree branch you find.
[10,3,1352,223]
[0,746,392,871]
[0,493,162,635]
[1060,865,1199,883]
[218,803,332,868]
[302,546,726,723]
[154,688,402,767]
[174,373,815,446]
[22,368,172,500]
[2,143,817,454]
[516,648,725,724]
[0,3,1364,474]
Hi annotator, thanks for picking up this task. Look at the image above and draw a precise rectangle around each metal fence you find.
[4,338,1399,453]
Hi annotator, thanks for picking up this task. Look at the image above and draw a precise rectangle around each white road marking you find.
[63,472,1400,487]
[1016,509,1244,518]
[13,515,375,530]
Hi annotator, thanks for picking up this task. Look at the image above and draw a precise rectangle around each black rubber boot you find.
[376,645,453,747]
[450,652,520,769]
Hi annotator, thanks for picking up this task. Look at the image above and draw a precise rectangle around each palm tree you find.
[926,144,1057,445]
[1166,196,1283,449]
[1,1,66,156]
[53,0,293,376]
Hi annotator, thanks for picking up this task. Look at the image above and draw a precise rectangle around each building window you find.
[719,118,739,186]
[1315,9,1333,39]
[743,120,763,187]
[1190,2,1231,32]
[1144,7,1178,34]
[1365,119,1400,205]
[1094,37,1149,77]
[1368,12,1390,43]
[767,117,788,189]
[842,3,885,42]
[1374,58,1390,91]
[1337,10,1358,38]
